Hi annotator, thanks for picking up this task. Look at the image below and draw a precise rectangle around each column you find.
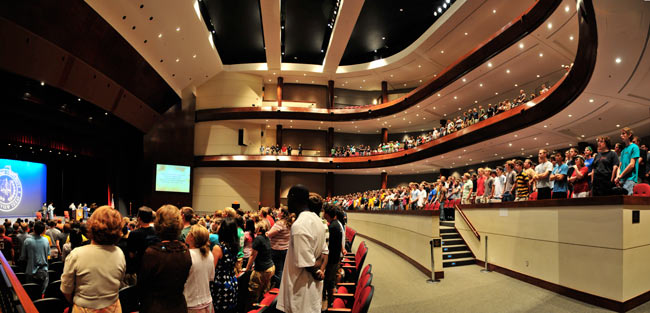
[328,80,335,109]
[380,172,388,189]
[276,124,283,146]
[327,127,334,156]
[277,76,284,107]
[326,172,334,198]
[381,128,388,144]
[275,170,281,208]
[381,81,388,103]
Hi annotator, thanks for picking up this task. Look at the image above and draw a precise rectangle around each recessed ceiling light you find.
[419,80,422,83]
[547,23,552,29]
[454,96,457,99]
[565,5,570,12]
[304,74,307,76]
[418,64,422,68]
[589,99,594,103]
[175,58,180,62]
[616,124,620,127]
[506,69,510,74]
[508,143,512,147]
[569,35,574,41]
[539,52,544,57]
[615,57,622,64]
[514,84,518,87]
[495,92,499,95]
[440,50,444,54]
[536,74,540,78]
[176,27,181,31]
[487,62,492,67]
[519,43,524,49]
[464,32,468,36]
[543,125,548,128]
[382,36,386,40]
[390,74,394,77]
[40,81,45,86]
[462,78,466,82]
[400,8,404,12]
[492,9,496,14]
[479,83,483,87]
[158,33,163,38]
[437,93,441,97]
[568,114,572,117]
[403,83,406,86]
[193,54,197,58]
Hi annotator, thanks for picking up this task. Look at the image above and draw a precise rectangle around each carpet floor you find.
[351,239,650,313]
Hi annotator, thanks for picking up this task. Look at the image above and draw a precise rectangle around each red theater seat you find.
[328,285,374,313]
[529,192,538,200]
[633,183,650,196]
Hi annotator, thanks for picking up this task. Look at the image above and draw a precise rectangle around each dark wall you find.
[283,129,327,152]
[333,132,382,149]
[387,173,440,188]
[142,97,194,210]
[333,174,380,195]
[283,84,328,108]
[387,129,439,142]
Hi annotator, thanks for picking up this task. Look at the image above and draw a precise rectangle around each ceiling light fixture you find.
[615,57,622,64]
[547,23,552,29]
[539,52,544,57]
[506,69,510,74]
[519,43,524,49]
[176,27,181,31]
[589,99,594,103]
[158,33,163,38]
[492,9,496,14]
[569,35,574,41]
[487,62,492,68]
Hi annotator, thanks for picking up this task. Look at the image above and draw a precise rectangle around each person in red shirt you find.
[261,207,275,228]
[476,168,486,203]
[0,225,14,263]
[570,155,590,198]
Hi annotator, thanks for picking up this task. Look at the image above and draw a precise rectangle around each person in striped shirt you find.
[514,160,530,201]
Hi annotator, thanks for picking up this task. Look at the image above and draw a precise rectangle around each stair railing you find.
[455,204,480,240]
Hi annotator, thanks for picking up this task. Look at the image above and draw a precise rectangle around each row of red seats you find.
[423,199,461,210]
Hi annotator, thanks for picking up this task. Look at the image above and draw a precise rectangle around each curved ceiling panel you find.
[340,0,453,66]
[282,0,336,65]
[196,0,562,123]
[199,0,266,64]
[195,0,597,170]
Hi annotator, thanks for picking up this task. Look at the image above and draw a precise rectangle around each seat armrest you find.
[342,265,356,269]
[333,293,354,297]
[327,308,352,312]
[337,282,355,286]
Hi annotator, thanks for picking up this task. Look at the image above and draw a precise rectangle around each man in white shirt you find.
[47,203,55,220]
[492,167,506,203]
[534,149,554,199]
[277,185,328,313]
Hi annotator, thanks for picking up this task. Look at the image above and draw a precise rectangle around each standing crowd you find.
[2,185,349,313]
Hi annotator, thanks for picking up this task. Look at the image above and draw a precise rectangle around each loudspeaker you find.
[238,129,247,146]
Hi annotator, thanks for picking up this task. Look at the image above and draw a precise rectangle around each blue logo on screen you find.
[0,166,23,212]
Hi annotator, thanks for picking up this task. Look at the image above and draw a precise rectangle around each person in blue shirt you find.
[550,152,569,199]
[428,185,437,203]
[615,127,640,195]
[19,221,50,294]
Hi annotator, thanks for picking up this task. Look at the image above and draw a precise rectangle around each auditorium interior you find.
[2,0,650,312]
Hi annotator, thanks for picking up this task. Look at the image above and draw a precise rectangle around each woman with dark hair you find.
[139,204,192,313]
[60,206,126,312]
[266,208,292,287]
[244,221,274,310]
[210,217,239,313]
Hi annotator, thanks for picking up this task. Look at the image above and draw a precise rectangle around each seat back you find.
[633,183,650,196]
[529,191,538,200]
[119,285,140,313]
[15,272,26,284]
[354,273,372,299]
[352,285,375,313]
[49,261,64,276]
[45,280,65,300]
[22,282,42,301]
[33,298,69,313]
[360,264,372,279]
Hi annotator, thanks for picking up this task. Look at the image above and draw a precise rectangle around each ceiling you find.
[84,0,650,178]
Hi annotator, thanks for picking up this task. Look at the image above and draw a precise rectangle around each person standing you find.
[60,206,126,311]
[47,202,55,220]
[126,206,159,283]
[322,204,343,309]
[461,174,473,205]
[0,225,14,264]
[482,168,494,204]
[503,161,516,202]
[179,207,194,242]
[550,152,569,199]
[277,185,328,313]
[569,155,590,198]
[616,128,640,195]
[514,160,530,201]
[534,149,554,200]
[287,145,292,156]
[19,221,50,294]
[184,225,215,313]
[592,136,619,196]
[298,144,303,156]
[211,218,239,313]
[267,208,291,288]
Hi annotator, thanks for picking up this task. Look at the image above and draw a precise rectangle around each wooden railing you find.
[455,204,480,240]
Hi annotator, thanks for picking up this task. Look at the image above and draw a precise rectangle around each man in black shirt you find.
[127,206,158,282]
[592,136,619,196]
[322,203,343,308]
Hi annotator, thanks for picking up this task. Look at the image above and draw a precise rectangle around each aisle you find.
[351,238,650,313]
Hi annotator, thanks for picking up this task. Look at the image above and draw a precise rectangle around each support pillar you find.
[380,172,388,190]
[275,170,281,208]
[381,81,388,103]
[381,128,388,144]
[328,80,335,109]
[327,127,334,156]
[326,172,334,198]
[276,124,283,146]
[277,77,284,107]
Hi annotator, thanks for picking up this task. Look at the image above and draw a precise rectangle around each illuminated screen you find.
[0,159,47,217]
[155,164,191,193]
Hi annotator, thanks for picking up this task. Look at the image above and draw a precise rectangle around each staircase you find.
[440,221,475,267]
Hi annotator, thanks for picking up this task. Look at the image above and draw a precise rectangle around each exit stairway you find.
[440,221,475,267]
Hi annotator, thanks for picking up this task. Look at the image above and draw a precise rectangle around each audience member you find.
[19,221,49,294]
[180,207,195,242]
[139,204,192,313]
[211,218,240,313]
[534,149,553,199]
[267,207,292,288]
[514,160,530,201]
[245,221,274,310]
[616,127,640,195]
[569,155,590,198]
[61,206,125,311]
[0,225,14,264]
[322,204,343,309]
[551,152,569,199]
[592,136,619,196]
[184,225,215,313]
[127,206,158,284]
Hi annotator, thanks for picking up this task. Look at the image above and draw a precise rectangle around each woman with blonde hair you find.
[184,225,215,313]
[139,205,192,313]
[60,206,126,312]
